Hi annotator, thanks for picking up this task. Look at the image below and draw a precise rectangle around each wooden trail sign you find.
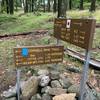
[14,45,64,67]
[54,18,96,50]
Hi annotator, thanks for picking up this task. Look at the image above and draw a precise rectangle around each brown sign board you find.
[14,45,64,67]
[54,18,96,50]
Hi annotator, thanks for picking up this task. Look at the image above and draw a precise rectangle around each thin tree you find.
[24,0,28,13]
[80,0,84,10]
[9,0,14,14]
[53,0,57,13]
[43,0,45,12]
[31,0,34,12]
[58,0,62,18]
[90,0,96,12]
[6,0,9,14]
[15,0,18,11]
[1,0,5,13]
[47,0,50,12]
[58,0,67,18]
[69,0,72,10]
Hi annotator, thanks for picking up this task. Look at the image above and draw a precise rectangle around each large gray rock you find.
[39,75,50,87]
[51,80,62,88]
[68,84,80,95]
[53,93,76,100]
[50,71,60,80]
[41,86,51,94]
[2,86,16,98]
[37,69,49,76]
[48,88,67,96]
[2,81,25,99]
[5,97,16,100]
[97,92,100,100]
[59,78,72,89]
[42,93,52,100]
[21,76,39,100]
[83,86,98,100]
[31,94,42,100]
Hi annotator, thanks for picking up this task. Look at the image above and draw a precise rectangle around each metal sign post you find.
[16,69,20,100]
[79,50,90,100]
[53,18,96,100]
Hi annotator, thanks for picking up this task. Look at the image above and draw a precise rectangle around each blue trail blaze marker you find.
[21,48,29,57]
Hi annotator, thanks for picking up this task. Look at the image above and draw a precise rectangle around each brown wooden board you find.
[54,18,96,50]
[14,45,64,67]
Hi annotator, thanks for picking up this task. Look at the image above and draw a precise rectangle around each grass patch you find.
[1,10,100,35]
[0,13,53,35]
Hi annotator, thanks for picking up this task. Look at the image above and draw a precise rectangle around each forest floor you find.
[0,10,100,98]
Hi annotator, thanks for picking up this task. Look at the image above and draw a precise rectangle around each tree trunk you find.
[80,0,84,10]
[24,0,28,13]
[90,0,96,12]
[53,0,57,13]
[69,0,72,10]
[1,0,4,13]
[6,0,9,14]
[29,1,31,12]
[58,0,66,18]
[47,0,50,12]
[58,0,62,18]
[43,0,45,12]
[9,0,14,14]
[15,0,18,11]
[32,0,34,12]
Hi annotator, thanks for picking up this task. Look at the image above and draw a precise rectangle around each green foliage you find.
[0,14,17,22]
[0,12,53,35]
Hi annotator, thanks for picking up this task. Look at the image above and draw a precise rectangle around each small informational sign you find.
[66,19,71,28]
[54,18,96,50]
[14,45,64,67]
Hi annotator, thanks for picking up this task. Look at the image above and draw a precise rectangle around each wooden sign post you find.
[54,18,96,100]
[14,45,64,100]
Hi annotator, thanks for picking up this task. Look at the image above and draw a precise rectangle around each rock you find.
[59,78,72,89]
[50,71,60,80]
[97,92,100,100]
[41,86,51,94]
[5,97,16,100]
[42,93,52,100]
[2,81,25,99]
[51,80,62,88]
[66,66,81,73]
[31,94,42,100]
[26,70,32,77]
[39,75,50,87]
[2,86,16,98]
[53,93,76,100]
[48,88,67,96]
[21,76,39,100]
[83,86,98,100]
[37,69,49,76]
[68,84,80,95]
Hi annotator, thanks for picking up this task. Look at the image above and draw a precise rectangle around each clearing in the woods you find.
[0,10,100,98]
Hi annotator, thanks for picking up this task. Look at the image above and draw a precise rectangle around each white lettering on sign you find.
[66,20,71,28]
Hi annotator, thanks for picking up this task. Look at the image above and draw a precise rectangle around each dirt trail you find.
[0,30,48,40]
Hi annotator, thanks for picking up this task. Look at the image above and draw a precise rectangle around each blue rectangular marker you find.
[21,48,29,57]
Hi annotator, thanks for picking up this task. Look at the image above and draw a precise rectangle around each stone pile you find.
[1,69,100,100]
